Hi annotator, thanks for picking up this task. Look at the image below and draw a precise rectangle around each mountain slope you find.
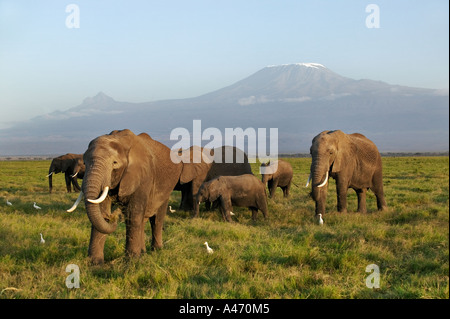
[0,64,448,155]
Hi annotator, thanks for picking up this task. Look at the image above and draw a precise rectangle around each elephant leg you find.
[257,195,268,219]
[88,226,108,265]
[219,196,233,222]
[150,204,167,250]
[140,220,146,254]
[49,175,53,194]
[72,177,81,192]
[284,180,292,198]
[268,180,277,198]
[282,186,289,198]
[356,188,367,213]
[180,183,193,211]
[371,172,388,211]
[251,208,258,221]
[65,172,72,193]
[205,200,211,211]
[192,181,202,218]
[125,213,145,258]
[335,180,348,213]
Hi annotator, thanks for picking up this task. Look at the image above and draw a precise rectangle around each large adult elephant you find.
[67,129,182,264]
[175,145,253,216]
[307,130,387,216]
[48,153,85,193]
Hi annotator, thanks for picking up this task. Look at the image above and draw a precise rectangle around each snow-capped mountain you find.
[0,64,448,155]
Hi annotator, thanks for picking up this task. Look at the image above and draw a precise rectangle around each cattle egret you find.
[204,242,214,254]
[169,205,176,213]
[40,233,45,244]
[318,213,324,225]
[229,211,235,216]
[6,199,12,206]
[33,202,42,210]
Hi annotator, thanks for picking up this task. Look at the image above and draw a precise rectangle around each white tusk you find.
[67,191,83,212]
[305,174,311,187]
[47,172,54,177]
[71,171,78,178]
[317,171,329,188]
[87,186,109,204]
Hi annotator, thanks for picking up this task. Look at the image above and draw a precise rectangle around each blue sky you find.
[0,0,448,128]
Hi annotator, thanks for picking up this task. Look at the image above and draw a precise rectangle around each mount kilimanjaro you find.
[0,63,448,155]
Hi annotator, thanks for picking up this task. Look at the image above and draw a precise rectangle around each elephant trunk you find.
[48,163,55,193]
[48,173,53,193]
[310,157,329,199]
[82,163,117,234]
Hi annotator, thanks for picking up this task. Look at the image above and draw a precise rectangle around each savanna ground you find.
[0,157,448,299]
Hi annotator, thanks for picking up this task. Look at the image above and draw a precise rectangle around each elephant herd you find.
[50,129,387,264]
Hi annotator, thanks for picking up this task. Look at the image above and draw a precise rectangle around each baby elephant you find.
[196,174,268,222]
[260,159,293,198]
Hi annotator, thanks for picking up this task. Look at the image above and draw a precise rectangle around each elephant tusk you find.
[71,171,78,178]
[47,172,54,177]
[317,171,329,188]
[87,186,109,204]
[67,191,83,212]
[305,174,311,187]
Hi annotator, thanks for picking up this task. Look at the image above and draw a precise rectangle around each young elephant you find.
[196,174,268,222]
[260,159,294,198]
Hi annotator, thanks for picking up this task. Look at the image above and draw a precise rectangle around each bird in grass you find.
[229,211,235,216]
[318,213,324,225]
[168,205,176,213]
[33,202,41,210]
[204,242,214,254]
[40,233,45,244]
[6,199,12,206]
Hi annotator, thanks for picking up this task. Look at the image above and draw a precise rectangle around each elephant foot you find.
[89,256,105,265]
[151,244,163,251]
[151,237,164,250]
[126,248,143,259]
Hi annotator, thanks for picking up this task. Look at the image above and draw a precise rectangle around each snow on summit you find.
[267,63,326,69]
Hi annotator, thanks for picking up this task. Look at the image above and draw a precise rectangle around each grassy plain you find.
[0,157,448,299]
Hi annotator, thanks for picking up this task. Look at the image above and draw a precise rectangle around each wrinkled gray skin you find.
[82,129,182,265]
[48,153,85,193]
[260,159,293,198]
[309,130,387,216]
[175,146,253,216]
[196,174,268,222]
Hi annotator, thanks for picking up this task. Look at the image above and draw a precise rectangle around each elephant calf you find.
[196,174,268,222]
[260,159,294,198]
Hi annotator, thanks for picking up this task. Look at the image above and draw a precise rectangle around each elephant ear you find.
[331,133,354,174]
[61,159,74,172]
[331,152,343,173]
[118,140,147,198]
[207,179,221,202]
[180,162,209,184]
[179,147,211,184]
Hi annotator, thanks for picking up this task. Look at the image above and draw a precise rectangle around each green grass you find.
[0,157,448,299]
